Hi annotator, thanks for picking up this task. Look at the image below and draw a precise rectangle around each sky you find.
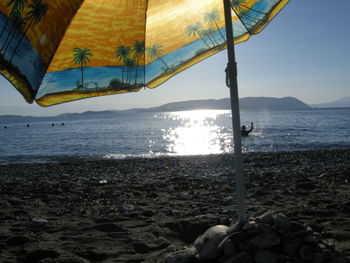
[0,0,349,116]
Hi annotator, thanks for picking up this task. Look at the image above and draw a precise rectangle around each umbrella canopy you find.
[0,0,289,222]
[0,0,288,106]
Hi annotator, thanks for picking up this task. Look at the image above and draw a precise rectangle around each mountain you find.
[145,97,310,112]
[311,97,350,108]
[240,97,311,110]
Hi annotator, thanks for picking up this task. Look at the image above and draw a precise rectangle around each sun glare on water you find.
[161,110,232,155]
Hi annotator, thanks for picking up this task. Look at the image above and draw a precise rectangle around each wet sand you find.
[0,150,349,262]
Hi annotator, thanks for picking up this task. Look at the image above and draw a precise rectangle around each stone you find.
[256,223,272,233]
[257,212,273,224]
[132,242,150,254]
[330,257,346,263]
[224,252,253,263]
[304,235,320,244]
[94,223,124,232]
[291,221,306,230]
[249,231,280,249]
[299,245,314,262]
[273,214,291,230]
[228,231,250,244]
[194,225,229,260]
[30,219,48,228]
[24,249,60,262]
[284,240,301,256]
[227,222,243,234]
[6,235,30,246]
[312,252,326,263]
[243,221,256,231]
[121,203,135,212]
[163,247,197,263]
[223,238,237,256]
[255,250,280,263]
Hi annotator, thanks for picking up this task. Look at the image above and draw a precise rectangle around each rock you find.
[312,252,326,263]
[194,225,228,260]
[217,237,237,257]
[38,255,90,263]
[24,249,60,262]
[291,221,306,230]
[284,240,301,256]
[255,250,280,263]
[249,231,280,249]
[330,256,346,263]
[121,203,135,212]
[227,231,250,244]
[257,212,273,224]
[227,222,243,234]
[163,247,197,263]
[132,242,149,254]
[273,214,291,230]
[6,235,30,246]
[304,235,320,244]
[224,251,253,263]
[94,223,124,232]
[299,245,314,262]
[256,223,272,233]
[30,219,48,228]
[243,221,256,231]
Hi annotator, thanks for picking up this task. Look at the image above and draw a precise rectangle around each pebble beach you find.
[0,149,349,262]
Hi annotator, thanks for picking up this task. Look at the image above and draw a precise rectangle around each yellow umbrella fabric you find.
[0,0,288,106]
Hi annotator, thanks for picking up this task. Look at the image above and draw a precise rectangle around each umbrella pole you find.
[223,0,247,223]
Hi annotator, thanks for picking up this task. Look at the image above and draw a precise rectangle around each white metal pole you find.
[223,0,246,223]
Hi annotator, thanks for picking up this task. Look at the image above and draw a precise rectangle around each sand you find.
[0,150,349,262]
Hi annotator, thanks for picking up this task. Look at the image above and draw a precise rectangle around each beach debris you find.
[162,212,345,263]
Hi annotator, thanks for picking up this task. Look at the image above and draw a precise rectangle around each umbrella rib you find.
[231,7,252,35]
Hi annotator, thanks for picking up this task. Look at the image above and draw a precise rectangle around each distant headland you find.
[1,96,350,122]
[143,96,311,112]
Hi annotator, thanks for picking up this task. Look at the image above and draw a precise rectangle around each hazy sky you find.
[0,0,349,116]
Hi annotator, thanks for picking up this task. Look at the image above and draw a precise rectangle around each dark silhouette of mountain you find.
[144,99,230,112]
[145,97,310,112]
[239,97,311,111]
[311,97,350,108]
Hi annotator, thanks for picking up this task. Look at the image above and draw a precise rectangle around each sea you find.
[0,108,349,164]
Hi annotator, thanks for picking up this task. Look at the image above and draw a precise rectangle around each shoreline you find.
[2,147,350,166]
[1,149,349,262]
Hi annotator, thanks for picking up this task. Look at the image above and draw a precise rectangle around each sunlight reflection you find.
[161,110,232,155]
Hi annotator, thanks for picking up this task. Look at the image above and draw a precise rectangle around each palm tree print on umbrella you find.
[203,27,220,46]
[185,22,212,49]
[115,45,131,84]
[124,57,135,86]
[1,9,26,54]
[133,40,145,85]
[73,48,92,88]
[8,0,48,64]
[0,0,27,42]
[203,8,226,42]
[146,43,169,70]
[230,0,268,29]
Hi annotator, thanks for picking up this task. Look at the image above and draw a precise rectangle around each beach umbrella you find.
[0,0,289,222]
